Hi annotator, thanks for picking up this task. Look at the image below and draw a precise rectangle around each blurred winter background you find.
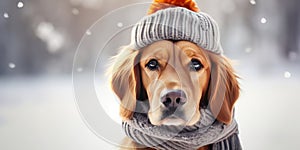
[1,0,300,149]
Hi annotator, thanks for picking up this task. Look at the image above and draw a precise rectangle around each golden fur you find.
[109,40,239,149]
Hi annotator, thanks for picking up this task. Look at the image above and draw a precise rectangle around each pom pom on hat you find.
[131,0,224,54]
[148,0,200,14]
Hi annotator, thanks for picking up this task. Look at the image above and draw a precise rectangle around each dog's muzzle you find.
[160,89,187,120]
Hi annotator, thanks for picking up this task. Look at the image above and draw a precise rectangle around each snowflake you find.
[8,63,16,69]
[86,30,92,35]
[117,22,123,28]
[284,71,291,79]
[260,17,267,24]
[17,1,24,8]
[35,22,65,53]
[249,0,256,5]
[3,12,9,18]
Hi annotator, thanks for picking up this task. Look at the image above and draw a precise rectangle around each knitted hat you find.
[131,0,223,54]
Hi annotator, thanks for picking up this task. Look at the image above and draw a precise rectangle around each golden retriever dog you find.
[109,40,239,150]
[108,0,241,149]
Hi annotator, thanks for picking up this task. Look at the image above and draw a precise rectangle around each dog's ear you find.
[109,47,145,120]
[206,53,240,124]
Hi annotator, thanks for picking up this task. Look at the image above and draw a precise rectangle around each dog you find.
[108,0,240,149]
[109,40,239,150]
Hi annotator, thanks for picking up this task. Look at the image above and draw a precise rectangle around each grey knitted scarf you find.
[122,108,242,150]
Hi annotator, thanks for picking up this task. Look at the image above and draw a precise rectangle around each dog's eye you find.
[146,59,159,71]
[190,59,203,71]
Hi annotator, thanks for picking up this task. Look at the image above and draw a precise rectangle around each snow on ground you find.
[0,73,299,150]
[0,76,117,150]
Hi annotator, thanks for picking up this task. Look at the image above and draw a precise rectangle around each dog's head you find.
[109,0,239,126]
[109,40,239,126]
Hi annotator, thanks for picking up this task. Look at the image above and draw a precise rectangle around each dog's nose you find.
[161,90,187,108]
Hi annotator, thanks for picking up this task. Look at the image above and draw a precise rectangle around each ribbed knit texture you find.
[122,108,242,150]
[131,7,223,54]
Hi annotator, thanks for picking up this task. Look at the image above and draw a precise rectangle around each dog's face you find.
[110,40,239,126]
[139,40,210,125]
